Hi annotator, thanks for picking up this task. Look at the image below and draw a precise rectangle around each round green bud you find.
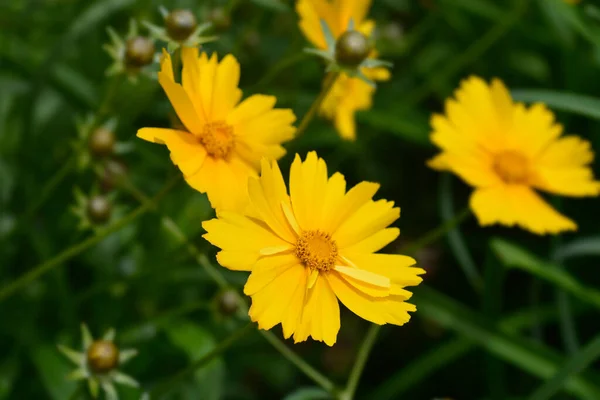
[217,289,240,316]
[125,36,155,69]
[165,9,197,41]
[87,340,119,374]
[100,159,128,192]
[88,128,115,158]
[87,195,111,224]
[335,30,371,68]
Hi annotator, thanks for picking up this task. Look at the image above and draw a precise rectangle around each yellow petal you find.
[341,228,399,254]
[326,181,380,234]
[227,95,276,126]
[289,152,328,231]
[248,263,306,332]
[342,253,423,287]
[334,266,390,297]
[197,52,219,120]
[334,199,399,249]
[294,274,340,346]
[470,185,577,234]
[212,54,242,120]
[244,254,300,295]
[327,271,386,324]
[136,128,207,176]
[180,46,207,123]
[157,50,203,134]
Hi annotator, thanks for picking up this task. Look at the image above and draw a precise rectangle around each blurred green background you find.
[2,0,600,399]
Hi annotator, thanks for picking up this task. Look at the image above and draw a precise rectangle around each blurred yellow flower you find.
[203,152,424,345]
[429,76,600,234]
[137,48,296,212]
[297,0,390,140]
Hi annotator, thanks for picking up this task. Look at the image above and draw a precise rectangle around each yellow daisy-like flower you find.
[297,0,390,140]
[203,152,424,346]
[429,76,600,234]
[137,47,296,212]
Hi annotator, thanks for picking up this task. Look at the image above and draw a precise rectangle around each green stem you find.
[401,207,471,255]
[260,330,337,393]
[253,52,309,89]
[295,72,339,137]
[339,324,380,400]
[20,155,76,223]
[150,322,254,398]
[0,176,180,303]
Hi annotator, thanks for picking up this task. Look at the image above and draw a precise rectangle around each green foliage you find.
[2,0,600,399]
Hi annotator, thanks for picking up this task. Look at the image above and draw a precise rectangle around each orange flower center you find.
[199,121,234,159]
[295,230,338,272]
[493,151,529,184]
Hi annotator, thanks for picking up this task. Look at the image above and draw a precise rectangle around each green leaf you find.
[512,90,600,121]
[283,387,331,400]
[250,0,290,12]
[530,334,600,400]
[552,236,600,261]
[358,110,431,147]
[490,238,600,310]
[414,286,600,399]
[30,344,78,400]
[164,321,224,400]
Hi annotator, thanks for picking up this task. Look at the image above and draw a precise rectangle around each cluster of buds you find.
[305,19,391,87]
[58,324,138,400]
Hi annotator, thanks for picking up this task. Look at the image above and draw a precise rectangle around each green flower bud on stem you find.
[87,195,111,224]
[125,36,155,69]
[88,128,115,158]
[217,289,240,316]
[165,9,197,41]
[335,31,371,68]
[87,340,120,374]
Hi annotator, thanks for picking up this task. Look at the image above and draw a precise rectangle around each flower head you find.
[137,47,296,212]
[203,152,424,346]
[296,0,390,140]
[428,76,600,234]
[144,7,216,52]
[58,324,138,400]
[103,20,156,81]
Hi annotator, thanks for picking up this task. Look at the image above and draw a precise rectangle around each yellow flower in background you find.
[203,152,424,346]
[137,48,296,212]
[297,0,390,140]
[428,77,600,234]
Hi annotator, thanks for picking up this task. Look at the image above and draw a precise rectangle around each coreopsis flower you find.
[137,47,296,212]
[428,76,600,234]
[58,324,138,400]
[203,152,424,346]
[297,0,390,140]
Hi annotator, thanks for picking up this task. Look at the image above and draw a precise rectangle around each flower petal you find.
[294,274,340,346]
[470,185,577,234]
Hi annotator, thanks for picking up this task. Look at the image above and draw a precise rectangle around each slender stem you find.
[20,155,76,223]
[253,52,309,89]
[96,74,123,120]
[119,180,337,393]
[150,322,254,398]
[340,324,380,400]
[260,330,337,393]
[400,207,471,255]
[0,176,180,303]
[295,72,339,137]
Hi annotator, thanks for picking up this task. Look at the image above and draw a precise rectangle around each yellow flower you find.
[137,48,296,212]
[428,76,600,234]
[203,152,424,346]
[296,0,390,140]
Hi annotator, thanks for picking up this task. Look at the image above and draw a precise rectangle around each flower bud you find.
[87,195,111,224]
[88,128,115,158]
[87,340,120,374]
[165,9,197,41]
[100,159,128,192]
[125,36,155,69]
[335,31,371,68]
[217,289,240,316]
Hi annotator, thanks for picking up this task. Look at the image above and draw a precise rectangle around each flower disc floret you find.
[296,230,338,272]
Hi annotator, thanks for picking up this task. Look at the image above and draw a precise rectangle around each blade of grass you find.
[530,334,600,400]
[439,174,482,292]
[512,90,600,121]
[490,238,600,311]
[415,286,600,399]
[371,302,590,399]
